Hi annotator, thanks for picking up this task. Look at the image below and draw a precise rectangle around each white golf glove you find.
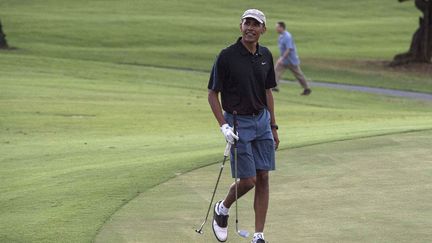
[220,123,239,144]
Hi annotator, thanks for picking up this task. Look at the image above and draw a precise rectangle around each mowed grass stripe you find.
[2,52,432,242]
[95,131,432,243]
[2,0,431,92]
[1,0,432,241]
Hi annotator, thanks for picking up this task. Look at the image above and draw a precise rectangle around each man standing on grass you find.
[274,21,311,95]
[207,9,279,243]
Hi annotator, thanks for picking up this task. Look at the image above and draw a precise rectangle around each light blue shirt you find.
[278,31,300,65]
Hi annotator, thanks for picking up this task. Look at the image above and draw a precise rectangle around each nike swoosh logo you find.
[261,62,266,65]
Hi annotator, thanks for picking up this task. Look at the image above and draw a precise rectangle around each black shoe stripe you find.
[213,201,229,227]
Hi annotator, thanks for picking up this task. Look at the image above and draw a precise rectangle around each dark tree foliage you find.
[0,19,8,49]
[391,0,432,65]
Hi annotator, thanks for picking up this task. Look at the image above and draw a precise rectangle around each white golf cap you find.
[241,9,266,25]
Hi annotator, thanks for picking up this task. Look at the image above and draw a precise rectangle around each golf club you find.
[195,142,232,235]
[233,111,250,238]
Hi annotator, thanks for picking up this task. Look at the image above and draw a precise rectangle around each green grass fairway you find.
[1,0,431,92]
[95,131,432,243]
[1,53,432,242]
[2,0,432,242]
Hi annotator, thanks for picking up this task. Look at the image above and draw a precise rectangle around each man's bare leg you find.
[254,170,269,232]
[222,177,256,208]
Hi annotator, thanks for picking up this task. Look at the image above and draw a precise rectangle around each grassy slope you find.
[1,52,432,242]
[1,0,431,92]
[1,0,432,242]
[95,131,432,243]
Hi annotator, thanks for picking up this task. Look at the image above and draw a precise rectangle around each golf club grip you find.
[233,111,237,146]
[224,142,231,157]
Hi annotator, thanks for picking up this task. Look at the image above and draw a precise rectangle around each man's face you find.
[240,18,266,43]
[275,24,284,34]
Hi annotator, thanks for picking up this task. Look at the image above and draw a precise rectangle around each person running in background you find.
[274,21,311,95]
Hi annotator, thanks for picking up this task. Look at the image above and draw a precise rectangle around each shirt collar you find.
[236,37,263,56]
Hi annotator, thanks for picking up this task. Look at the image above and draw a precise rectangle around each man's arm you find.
[208,90,226,126]
[277,35,293,64]
[266,89,276,125]
[277,49,290,66]
[281,48,290,60]
[266,89,280,149]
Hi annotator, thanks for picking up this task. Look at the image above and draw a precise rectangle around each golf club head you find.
[195,229,203,234]
[237,229,250,238]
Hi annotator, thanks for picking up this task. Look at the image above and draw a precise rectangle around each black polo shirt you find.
[208,37,277,115]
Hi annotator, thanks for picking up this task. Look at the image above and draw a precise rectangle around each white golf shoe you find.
[251,239,266,243]
[251,232,266,243]
[212,201,229,242]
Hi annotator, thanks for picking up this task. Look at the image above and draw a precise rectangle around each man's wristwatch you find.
[271,124,279,130]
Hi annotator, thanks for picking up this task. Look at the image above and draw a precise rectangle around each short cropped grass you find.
[1,0,431,92]
[1,52,432,242]
[95,131,432,243]
[1,0,432,242]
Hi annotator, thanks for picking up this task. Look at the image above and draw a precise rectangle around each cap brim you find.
[242,14,264,24]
